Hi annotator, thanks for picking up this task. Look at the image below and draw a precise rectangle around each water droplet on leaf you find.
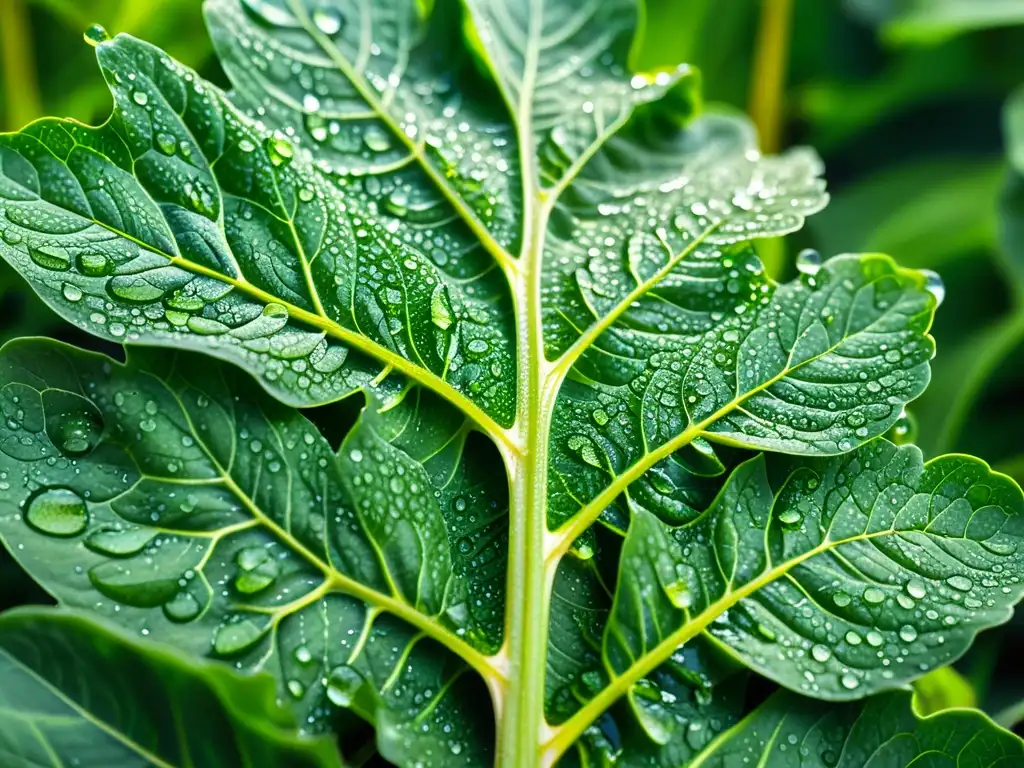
[25,488,88,537]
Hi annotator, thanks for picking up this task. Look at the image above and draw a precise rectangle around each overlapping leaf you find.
[689,688,1023,767]
[548,251,939,534]
[0,607,342,767]
[598,440,1022,727]
[0,339,502,765]
[0,31,516,428]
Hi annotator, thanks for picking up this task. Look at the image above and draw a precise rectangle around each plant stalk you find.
[0,0,42,131]
[497,234,557,763]
[749,0,795,278]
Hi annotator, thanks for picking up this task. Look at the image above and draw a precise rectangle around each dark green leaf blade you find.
[0,32,517,429]
[607,440,1024,702]
[544,440,1024,761]
[689,689,1024,767]
[0,338,503,765]
[0,607,342,768]
[548,251,939,537]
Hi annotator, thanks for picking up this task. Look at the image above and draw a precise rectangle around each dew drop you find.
[25,488,88,537]
[898,624,918,642]
[132,91,149,106]
[213,619,264,656]
[294,645,314,665]
[430,285,453,330]
[84,24,110,46]
[863,587,885,604]
[312,6,344,35]
[840,673,859,690]
[811,644,831,663]
[363,126,391,153]
[29,244,71,271]
[62,283,83,302]
[778,509,801,525]
[85,526,155,557]
[264,136,294,167]
[946,575,973,592]
[906,578,927,600]
[796,249,823,276]
[326,665,365,707]
[921,269,945,306]
[163,591,202,623]
[77,252,113,277]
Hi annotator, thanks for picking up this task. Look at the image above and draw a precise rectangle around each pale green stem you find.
[1,0,42,131]
[749,0,794,278]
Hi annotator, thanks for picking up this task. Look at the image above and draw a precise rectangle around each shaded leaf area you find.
[0,32,517,427]
[548,251,938,531]
[0,607,342,767]
[0,339,503,766]
[689,688,1023,766]
[603,441,1024,704]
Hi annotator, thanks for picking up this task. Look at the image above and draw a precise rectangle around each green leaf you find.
[0,607,342,767]
[689,688,1023,766]
[0,338,501,765]
[543,439,1024,758]
[1,4,1018,766]
[547,250,939,541]
[912,665,977,714]
[846,0,1024,46]
[0,30,517,433]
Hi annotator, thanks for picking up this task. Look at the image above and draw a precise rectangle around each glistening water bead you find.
[25,489,89,537]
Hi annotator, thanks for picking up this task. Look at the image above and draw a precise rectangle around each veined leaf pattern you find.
[0,1,1021,766]
[0,608,343,767]
[541,440,1024,761]
[0,339,502,765]
[689,689,1023,767]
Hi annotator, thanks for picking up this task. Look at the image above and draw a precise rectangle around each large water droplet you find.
[265,136,294,168]
[163,591,202,622]
[863,586,885,604]
[946,575,973,592]
[898,624,918,642]
[234,546,278,594]
[29,244,71,271]
[326,665,365,707]
[86,526,155,557]
[430,285,453,330]
[811,644,831,663]
[25,488,88,537]
[906,578,927,600]
[778,509,801,525]
[888,409,917,446]
[84,24,110,46]
[213,619,264,656]
[796,249,823,276]
[312,6,344,35]
[840,672,860,690]
[921,269,945,306]
[45,395,104,458]
[363,126,391,153]
[77,252,113,277]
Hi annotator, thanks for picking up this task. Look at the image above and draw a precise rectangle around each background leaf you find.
[0,607,342,767]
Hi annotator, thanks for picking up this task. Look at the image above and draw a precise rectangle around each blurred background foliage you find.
[2,0,1023,736]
